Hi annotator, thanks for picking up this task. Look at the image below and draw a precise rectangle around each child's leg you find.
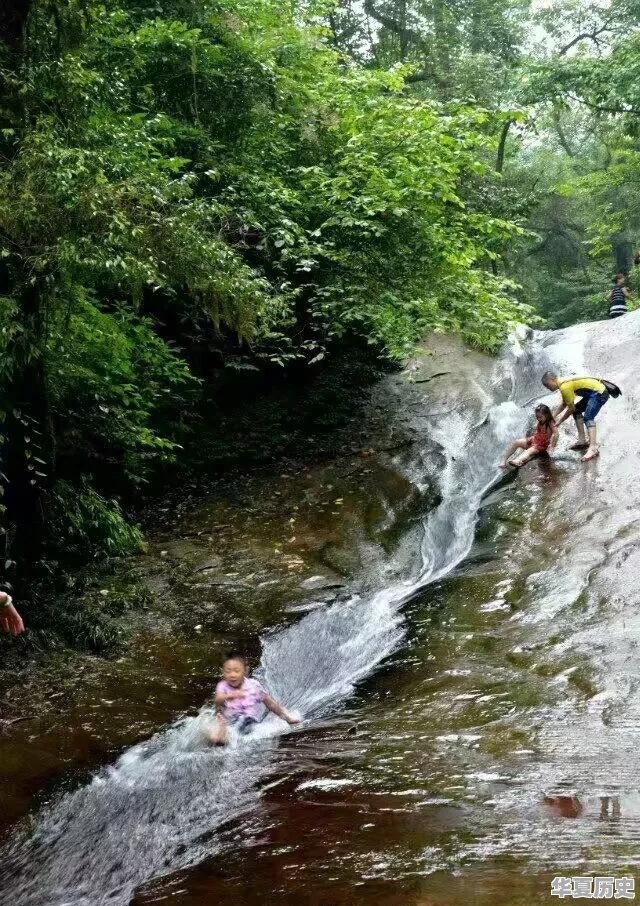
[501,438,528,467]
[509,446,540,467]
[207,714,229,746]
[236,715,259,735]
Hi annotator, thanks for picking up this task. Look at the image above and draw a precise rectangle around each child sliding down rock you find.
[208,653,300,746]
[501,403,558,469]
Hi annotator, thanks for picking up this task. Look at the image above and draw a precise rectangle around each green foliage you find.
[12,571,155,653]
[0,0,535,576]
[47,294,196,482]
[7,0,640,651]
[514,6,640,320]
[44,479,145,558]
[0,0,531,362]
[346,0,529,101]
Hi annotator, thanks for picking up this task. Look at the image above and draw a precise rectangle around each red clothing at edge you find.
[527,422,553,452]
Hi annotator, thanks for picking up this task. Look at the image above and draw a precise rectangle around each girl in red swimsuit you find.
[501,404,558,468]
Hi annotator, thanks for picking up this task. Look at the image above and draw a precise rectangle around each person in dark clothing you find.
[608,273,630,318]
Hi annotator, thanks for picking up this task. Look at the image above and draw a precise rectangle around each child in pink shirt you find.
[208,653,300,745]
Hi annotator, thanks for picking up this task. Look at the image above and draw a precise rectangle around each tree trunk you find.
[613,238,633,275]
[495,120,512,173]
[398,0,409,60]
[432,0,451,78]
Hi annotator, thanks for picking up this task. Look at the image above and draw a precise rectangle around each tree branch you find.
[567,92,640,116]
[551,106,576,157]
[364,0,443,83]
[363,0,424,60]
[363,0,407,37]
[559,21,613,56]
[404,66,447,87]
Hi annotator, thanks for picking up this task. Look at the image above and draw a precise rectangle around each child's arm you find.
[0,592,24,636]
[214,688,246,707]
[548,426,559,452]
[263,695,300,724]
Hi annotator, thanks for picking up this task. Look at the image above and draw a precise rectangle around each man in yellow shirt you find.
[541,372,609,462]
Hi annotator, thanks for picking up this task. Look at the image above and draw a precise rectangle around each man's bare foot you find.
[581,447,599,462]
[570,442,589,451]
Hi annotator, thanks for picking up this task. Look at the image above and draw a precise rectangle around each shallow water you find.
[3,315,640,905]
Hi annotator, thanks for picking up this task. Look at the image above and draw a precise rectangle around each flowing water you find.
[3,314,640,905]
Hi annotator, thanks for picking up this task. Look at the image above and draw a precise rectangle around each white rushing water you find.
[0,330,555,906]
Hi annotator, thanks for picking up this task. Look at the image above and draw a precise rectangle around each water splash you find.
[0,335,539,906]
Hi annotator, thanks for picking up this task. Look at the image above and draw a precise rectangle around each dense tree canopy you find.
[0,0,532,569]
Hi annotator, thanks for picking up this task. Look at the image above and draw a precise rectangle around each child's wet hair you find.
[224,651,248,668]
[534,403,554,426]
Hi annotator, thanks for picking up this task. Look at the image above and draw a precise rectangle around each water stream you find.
[3,314,640,906]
